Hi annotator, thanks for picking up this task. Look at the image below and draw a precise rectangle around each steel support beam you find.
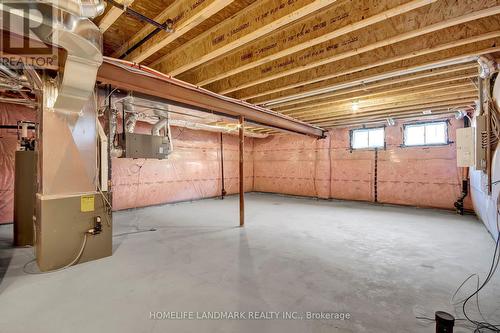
[96,59,324,138]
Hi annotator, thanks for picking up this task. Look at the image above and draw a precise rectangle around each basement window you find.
[350,127,385,149]
[403,121,448,146]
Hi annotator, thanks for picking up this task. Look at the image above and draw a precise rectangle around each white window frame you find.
[350,127,385,150]
[403,121,449,147]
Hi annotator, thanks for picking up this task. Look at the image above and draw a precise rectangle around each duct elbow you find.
[152,118,169,136]
[80,1,107,18]
[478,55,498,79]
[126,113,138,133]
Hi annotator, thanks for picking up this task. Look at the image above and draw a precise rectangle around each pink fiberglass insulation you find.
[330,128,375,202]
[0,104,36,223]
[0,102,470,221]
[254,117,470,210]
[253,133,331,198]
[377,120,463,208]
[111,121,254,210]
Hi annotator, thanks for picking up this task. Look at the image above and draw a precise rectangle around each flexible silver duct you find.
[152,118,169,136]
[109,109,123,157]
[124,98,138,133]
[151,109,173,154]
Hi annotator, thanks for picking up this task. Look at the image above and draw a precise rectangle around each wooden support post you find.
[239,115,244,227]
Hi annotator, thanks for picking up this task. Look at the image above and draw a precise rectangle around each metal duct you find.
[109,109,123,157]
[478,55,498,79]
[0,64,25,81]
[168,119,269,138]
[0,1,104,113]
[151,109,173,154]
[124,97,138,133]
[152,118,169,136]
[151,108,170,136]
[43,0,106,18]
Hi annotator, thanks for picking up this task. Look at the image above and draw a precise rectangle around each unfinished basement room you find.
[1,0,500,332]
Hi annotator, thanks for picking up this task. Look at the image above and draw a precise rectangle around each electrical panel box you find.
[475,115,487,171]
[124,133,171,159]
[456,127,474,167]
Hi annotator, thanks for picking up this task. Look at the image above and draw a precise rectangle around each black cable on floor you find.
[453,231,500,332]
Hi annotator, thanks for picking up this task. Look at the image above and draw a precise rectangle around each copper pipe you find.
[239,116,245,227]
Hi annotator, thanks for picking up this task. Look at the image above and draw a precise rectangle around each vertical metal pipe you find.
[239,116,245,227]
[220,133,226,199]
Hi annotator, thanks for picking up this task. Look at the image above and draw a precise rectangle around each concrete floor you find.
[0,193,499,333]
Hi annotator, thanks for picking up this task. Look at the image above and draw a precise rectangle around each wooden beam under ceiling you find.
[97,59,325,137]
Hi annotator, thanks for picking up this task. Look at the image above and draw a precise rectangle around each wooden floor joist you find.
[118,0,234,61]
[176,0,436,86]
[151,0,339,76]
[318,104,475,127]
[278,80,476,114]
[231,27,500,101]
[98,0,134,32]
[324,108,469,127]
[208,6,500,94]
[98,0,499,129]
[308,96,477,124]
[295,90,478,122]
[269,63,478,108]
[247,43,500,105]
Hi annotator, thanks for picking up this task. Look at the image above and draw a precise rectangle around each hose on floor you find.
[23,233,89,274]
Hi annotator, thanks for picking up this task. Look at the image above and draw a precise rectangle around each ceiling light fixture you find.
[351,100,359,111]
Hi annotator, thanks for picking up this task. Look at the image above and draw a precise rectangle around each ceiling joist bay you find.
[177,0,435,85]
[151,0,340,76]
[207,1,500,94]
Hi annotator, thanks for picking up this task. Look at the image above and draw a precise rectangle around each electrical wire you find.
[452,229,500,332]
